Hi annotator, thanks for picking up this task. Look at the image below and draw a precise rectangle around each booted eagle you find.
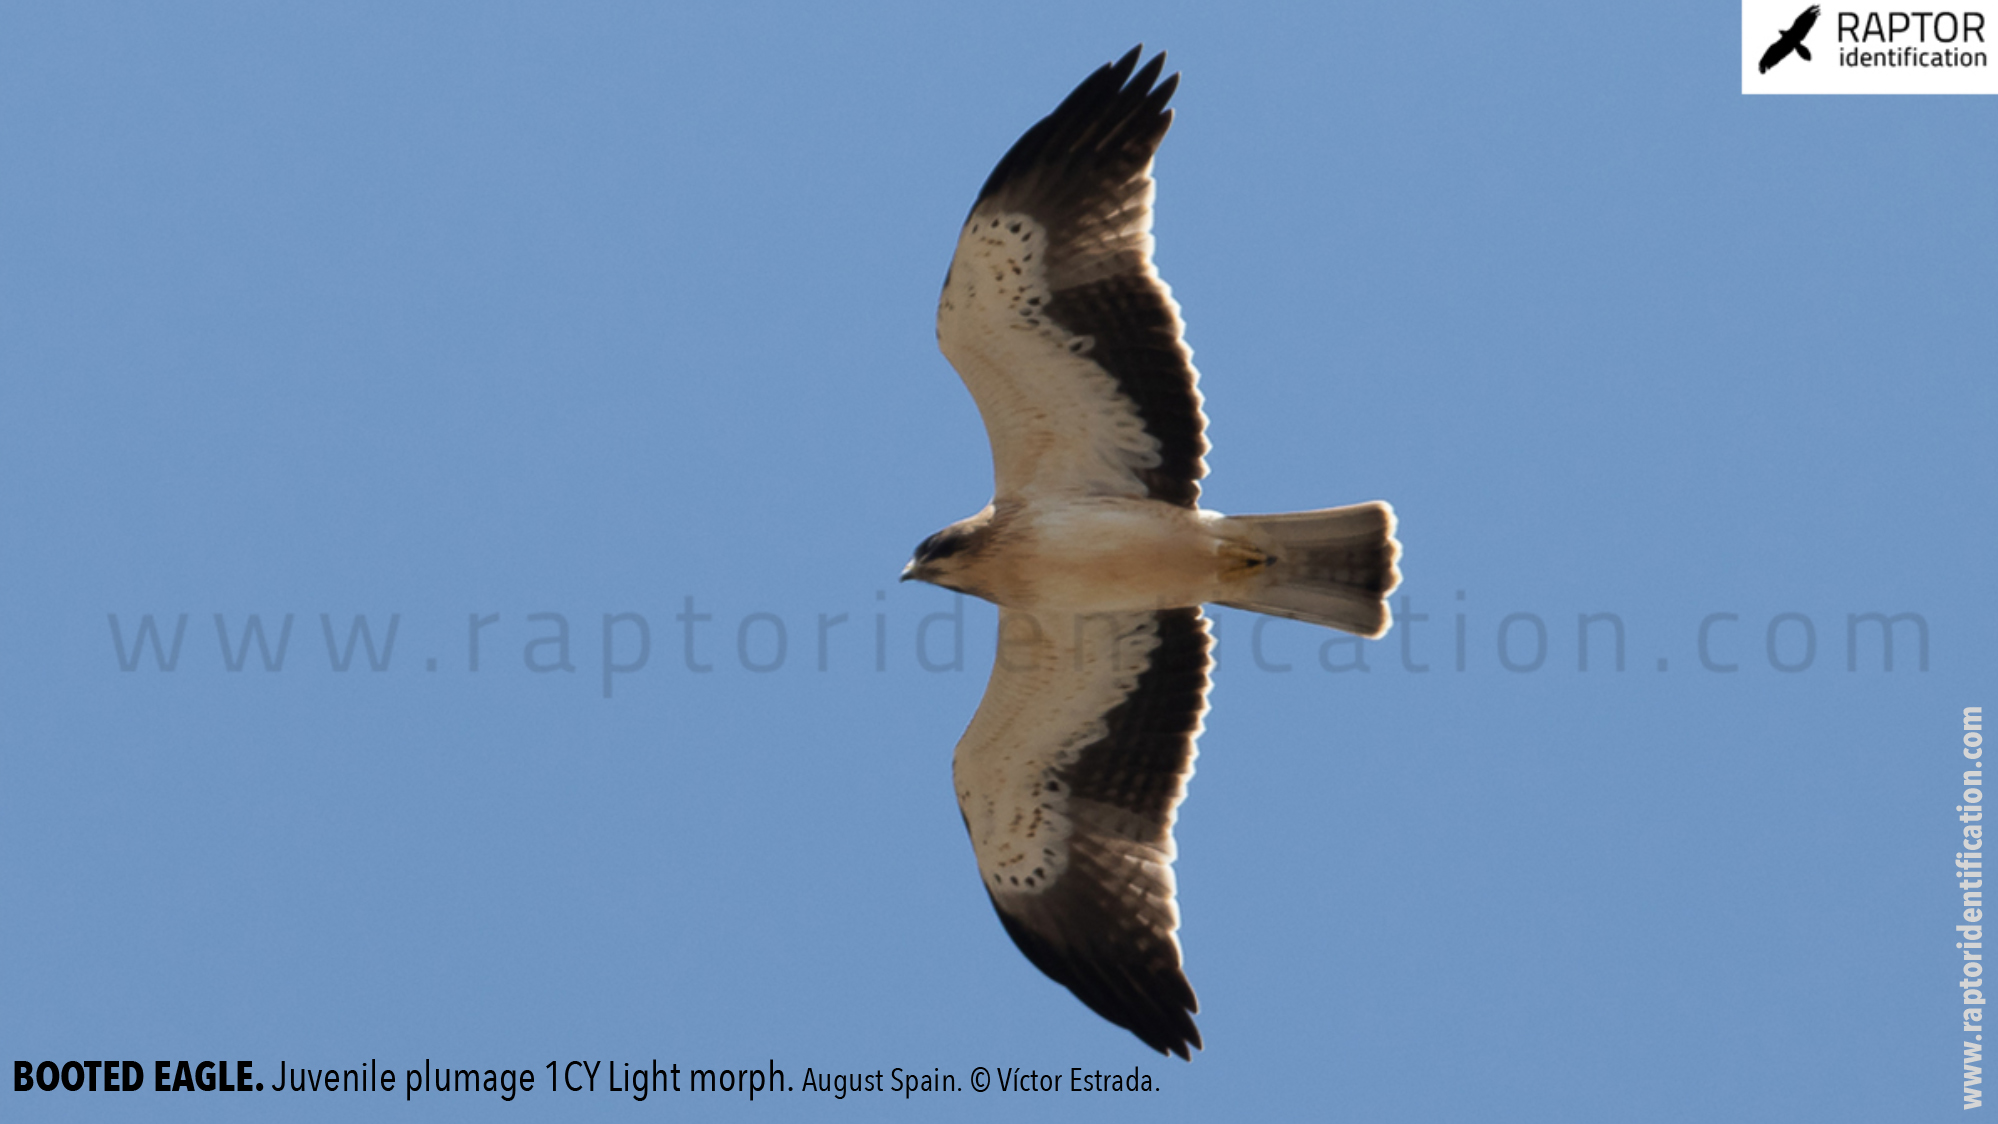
[903,47,1401,1058]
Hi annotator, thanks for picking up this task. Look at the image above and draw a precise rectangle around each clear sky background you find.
[3,4,1993,1122]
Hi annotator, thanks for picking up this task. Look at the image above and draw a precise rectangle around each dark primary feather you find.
[971,47,1208,508]
[971,46,1176,215]
[988,608,1210,1059]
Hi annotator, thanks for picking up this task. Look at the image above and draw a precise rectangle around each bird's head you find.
[900,525,976,591]
[900,509,994,595]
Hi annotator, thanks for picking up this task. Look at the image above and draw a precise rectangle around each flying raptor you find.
[902,48,1402,1058]
[1759,5,1821,73]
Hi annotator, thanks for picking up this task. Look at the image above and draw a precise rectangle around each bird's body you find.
[922,499,1246,613]
[904,48,1401,1059]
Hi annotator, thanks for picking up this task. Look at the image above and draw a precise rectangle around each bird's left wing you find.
[952,606,1210,1058]
[936,48,1208,509]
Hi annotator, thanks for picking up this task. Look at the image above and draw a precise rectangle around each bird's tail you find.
[1214,502,1401,638]
[1797,44,1812,61]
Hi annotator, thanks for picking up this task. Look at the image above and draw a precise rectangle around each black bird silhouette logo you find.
[1760,5,1821,72]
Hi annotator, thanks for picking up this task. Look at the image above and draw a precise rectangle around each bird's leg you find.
[1215,541,1275,583]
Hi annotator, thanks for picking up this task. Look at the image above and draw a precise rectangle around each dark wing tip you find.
[992,896,1202,1060]
[972,47,1180,211]
[1129,48,1168,98]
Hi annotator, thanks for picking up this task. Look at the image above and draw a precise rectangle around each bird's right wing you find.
[935,47,1209,509]
[952,607,1210,1058]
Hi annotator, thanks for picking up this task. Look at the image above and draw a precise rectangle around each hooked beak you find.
[899,559,919,583]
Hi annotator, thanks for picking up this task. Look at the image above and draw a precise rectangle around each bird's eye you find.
[915,532,968,564]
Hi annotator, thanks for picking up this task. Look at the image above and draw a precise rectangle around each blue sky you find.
[3,3,1993,1121]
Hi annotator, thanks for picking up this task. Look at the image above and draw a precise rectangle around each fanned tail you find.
[1215,502,1401,638]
